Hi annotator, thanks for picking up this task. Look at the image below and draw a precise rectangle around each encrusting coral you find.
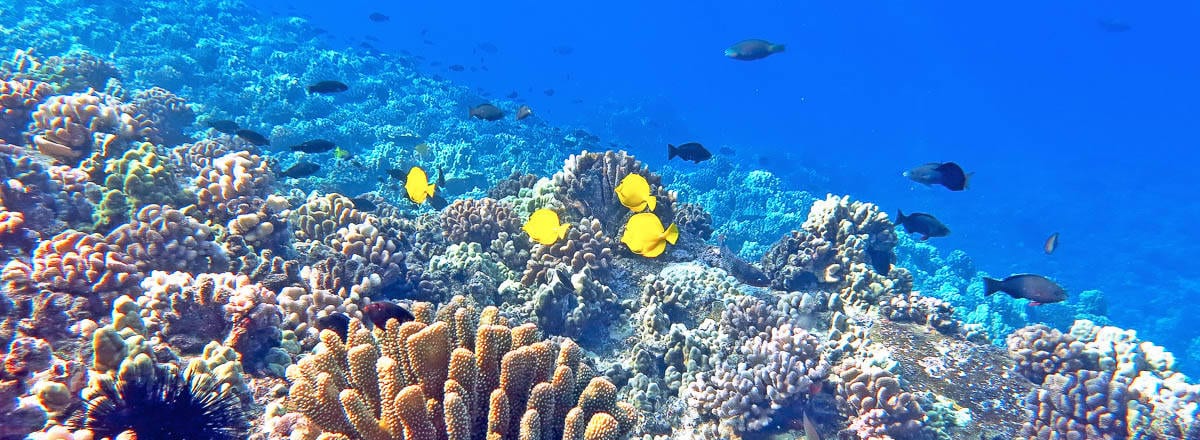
[278,295,638,440]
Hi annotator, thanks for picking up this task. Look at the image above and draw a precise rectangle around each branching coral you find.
[281,295,638,440]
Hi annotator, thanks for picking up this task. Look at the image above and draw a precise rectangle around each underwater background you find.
[0,0,1197,439]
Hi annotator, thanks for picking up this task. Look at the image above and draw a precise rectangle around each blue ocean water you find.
[270,0,1200,371]
[2,0,1199,437]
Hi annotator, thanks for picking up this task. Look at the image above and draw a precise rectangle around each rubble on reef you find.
[0,2,1196,439]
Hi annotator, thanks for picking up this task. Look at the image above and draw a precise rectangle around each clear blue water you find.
[263,0,1200,372]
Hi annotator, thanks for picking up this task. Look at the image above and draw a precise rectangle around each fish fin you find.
[427,183,437,197]
[920,234,929,241]
[557,223,570,239]
[664,223,679,245]
[895,210,906,226]
[983,277,1003,296]
[646,195,657,212]
[668,144,677,160]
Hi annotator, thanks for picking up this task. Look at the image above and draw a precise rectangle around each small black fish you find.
[552,45,573,55]
[449,64,465,72]
[668,143,712,163]
[207,119,239,134]
[724,39,785,61]
[904,162,970,191]
[385,168,406,180]
[428,168,449,209]
[1044,232,1060,255]
[543,88,555,96]
[315,313,351,341]
[281,161,320,178]
[362,301,415,329]
[506,91,519,99]
[895,210,949,240]
[308,80,349,94]
[984,274,1067,305]
[469,103,504,121]
[236,129,270,146]
[351,196,377,211]
[368,12,390,22]
[289,139,336,153]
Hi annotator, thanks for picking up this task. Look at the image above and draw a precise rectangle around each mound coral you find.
[105,204,227,273]
[127,86,194,146]
[439,197,530,270]
[282,295,638,440]
[521,217,614,285]
[835,365,926,439]
[30,91,153,165]
[193,151,274,222]
[0,79,54,142]
[1006,324,1091,385]
[552,150,676,235]
[31,230,141,313]
[761,194,907,308]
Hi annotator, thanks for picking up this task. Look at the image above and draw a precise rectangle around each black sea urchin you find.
[77,362,248,440]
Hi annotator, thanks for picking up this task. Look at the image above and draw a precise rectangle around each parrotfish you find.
[315,313,351,340]
[362,301,415,329]
[724,39,785,61]
[668,143,712,163]
[281,161,320,178]
[984,274,1067,305]
[235,129,270,146]
[516,105,533,121]
[207,119,239,134]
[1044,232,1059,255]
[307,80,348,94]
[895,210,949,241]
[903,162,970,191]
[289,139,336,153]
[469,103,504,121]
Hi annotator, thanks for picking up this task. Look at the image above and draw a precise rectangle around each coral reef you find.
[552,150,677,235]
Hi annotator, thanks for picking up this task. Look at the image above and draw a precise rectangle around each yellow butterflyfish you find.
[523,208,570,245]
[404,166,436,204]
[614,173,656,212]
[620,212,679,258]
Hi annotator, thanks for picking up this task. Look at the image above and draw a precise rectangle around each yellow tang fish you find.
[404,166,436,204]
[620,212,678,258]
[522,208,570,245]
[614,173,657,212]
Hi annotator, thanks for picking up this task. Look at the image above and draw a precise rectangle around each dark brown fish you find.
[724,39,785,61]
[350,196,377,211]
[668,142,712,163]
[207,119,239,134]
[289,139,336,153]
[903,162,970,191]
[308,80,349,94]
[315,313,351,340]
[895,210,949,240]
[516,105,533,121]
[281,161,320,178]
[236,129,270,146]
[469,103,504,121]
[1044,232,1059,254]
[362,301,415,329]
[984,274,1067,305]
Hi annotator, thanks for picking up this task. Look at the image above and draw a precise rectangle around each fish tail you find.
[557,223,570,239]
[427,183,437,197]
[895,210,906,225]
[664,223,679,245]
[983,277,1003,296]
[668,144,677,160]
[647,195,657,212]
[771,44,786,53]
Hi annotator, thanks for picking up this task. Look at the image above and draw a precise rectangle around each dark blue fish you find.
[724,39,785,61]
[235,129,269,146]
[281,161,320,178]
[307,80,348,94]
[668,143,712,163]
[984,274,1067,305]
[207,119,239,134]
[368,12,390,22]
[289,139,336,153]
[895,210,949,241]
[552,45,573,55]
[543,88,555,96]
[350,197,377,211]
[449,64,465,72]
[904,162,970,191]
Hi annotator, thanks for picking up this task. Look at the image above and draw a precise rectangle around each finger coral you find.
[31,230,141,314]
[282,295,637,440]
[0,79,54,142]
